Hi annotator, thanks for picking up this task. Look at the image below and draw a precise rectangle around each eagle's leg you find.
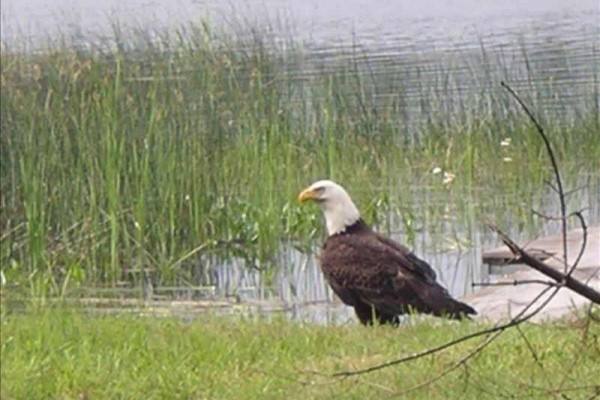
[353,301,377,325]
[376,312,400,326]
[353,301,399,326]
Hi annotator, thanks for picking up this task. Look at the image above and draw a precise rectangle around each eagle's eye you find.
[312,186,327,202]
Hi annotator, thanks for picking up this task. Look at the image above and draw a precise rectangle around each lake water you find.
[2,0,598,323]
[3,0,597,125]
[1,1,598,51]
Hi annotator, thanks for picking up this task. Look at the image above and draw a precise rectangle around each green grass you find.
[1,306,599,399]
[1,20,599,293]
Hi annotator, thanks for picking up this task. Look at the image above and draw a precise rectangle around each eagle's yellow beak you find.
[298,187,319,202]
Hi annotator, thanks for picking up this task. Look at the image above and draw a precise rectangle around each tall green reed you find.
[1,20,598,294]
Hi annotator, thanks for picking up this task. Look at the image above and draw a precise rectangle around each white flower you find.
[432,167,442,175]
[185,194,191,201]
[443,172,456,185]
[500,138,511,147]
[503,157,513,163]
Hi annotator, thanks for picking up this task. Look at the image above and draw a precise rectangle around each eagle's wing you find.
[374,234,437,282]
[320,234,470,318]
[320,235,431,314]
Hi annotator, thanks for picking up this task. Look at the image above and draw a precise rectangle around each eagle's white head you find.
[298,180,361,235]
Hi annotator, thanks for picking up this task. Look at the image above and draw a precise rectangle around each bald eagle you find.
[298,180,476,325]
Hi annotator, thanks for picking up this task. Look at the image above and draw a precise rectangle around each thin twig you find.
[334,284,557,378]
[531,208,589,221]
[472,280,558,288]
[384,285,561,398]
[583,387,600,400]
[384,332,502,398]
[565,211,588,278]
[563,185,588,198]
[543,179,560,194]
[515,323,544,371]
[501,81,568,274]
[513,384,600,399]
[556,302,595,393]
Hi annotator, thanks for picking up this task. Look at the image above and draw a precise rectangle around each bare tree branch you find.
[334,284,558,378]
[531,208,589,221]
[472,279,558,288]
[382,284,564,398]
[485,221,599,304]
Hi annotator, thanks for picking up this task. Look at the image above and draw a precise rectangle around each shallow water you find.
[76,177,597,325]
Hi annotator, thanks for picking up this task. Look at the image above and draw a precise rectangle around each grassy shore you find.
[1,306,599,399]
[1,22,599,293]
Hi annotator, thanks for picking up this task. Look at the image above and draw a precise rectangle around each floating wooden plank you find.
[482,226,599,268]
[464,226,599,322]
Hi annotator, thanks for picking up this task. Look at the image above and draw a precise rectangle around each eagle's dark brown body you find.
[320,219,476,325]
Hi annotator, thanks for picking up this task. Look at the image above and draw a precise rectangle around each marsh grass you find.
[1,20,599,294]
[1,306,599,399]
